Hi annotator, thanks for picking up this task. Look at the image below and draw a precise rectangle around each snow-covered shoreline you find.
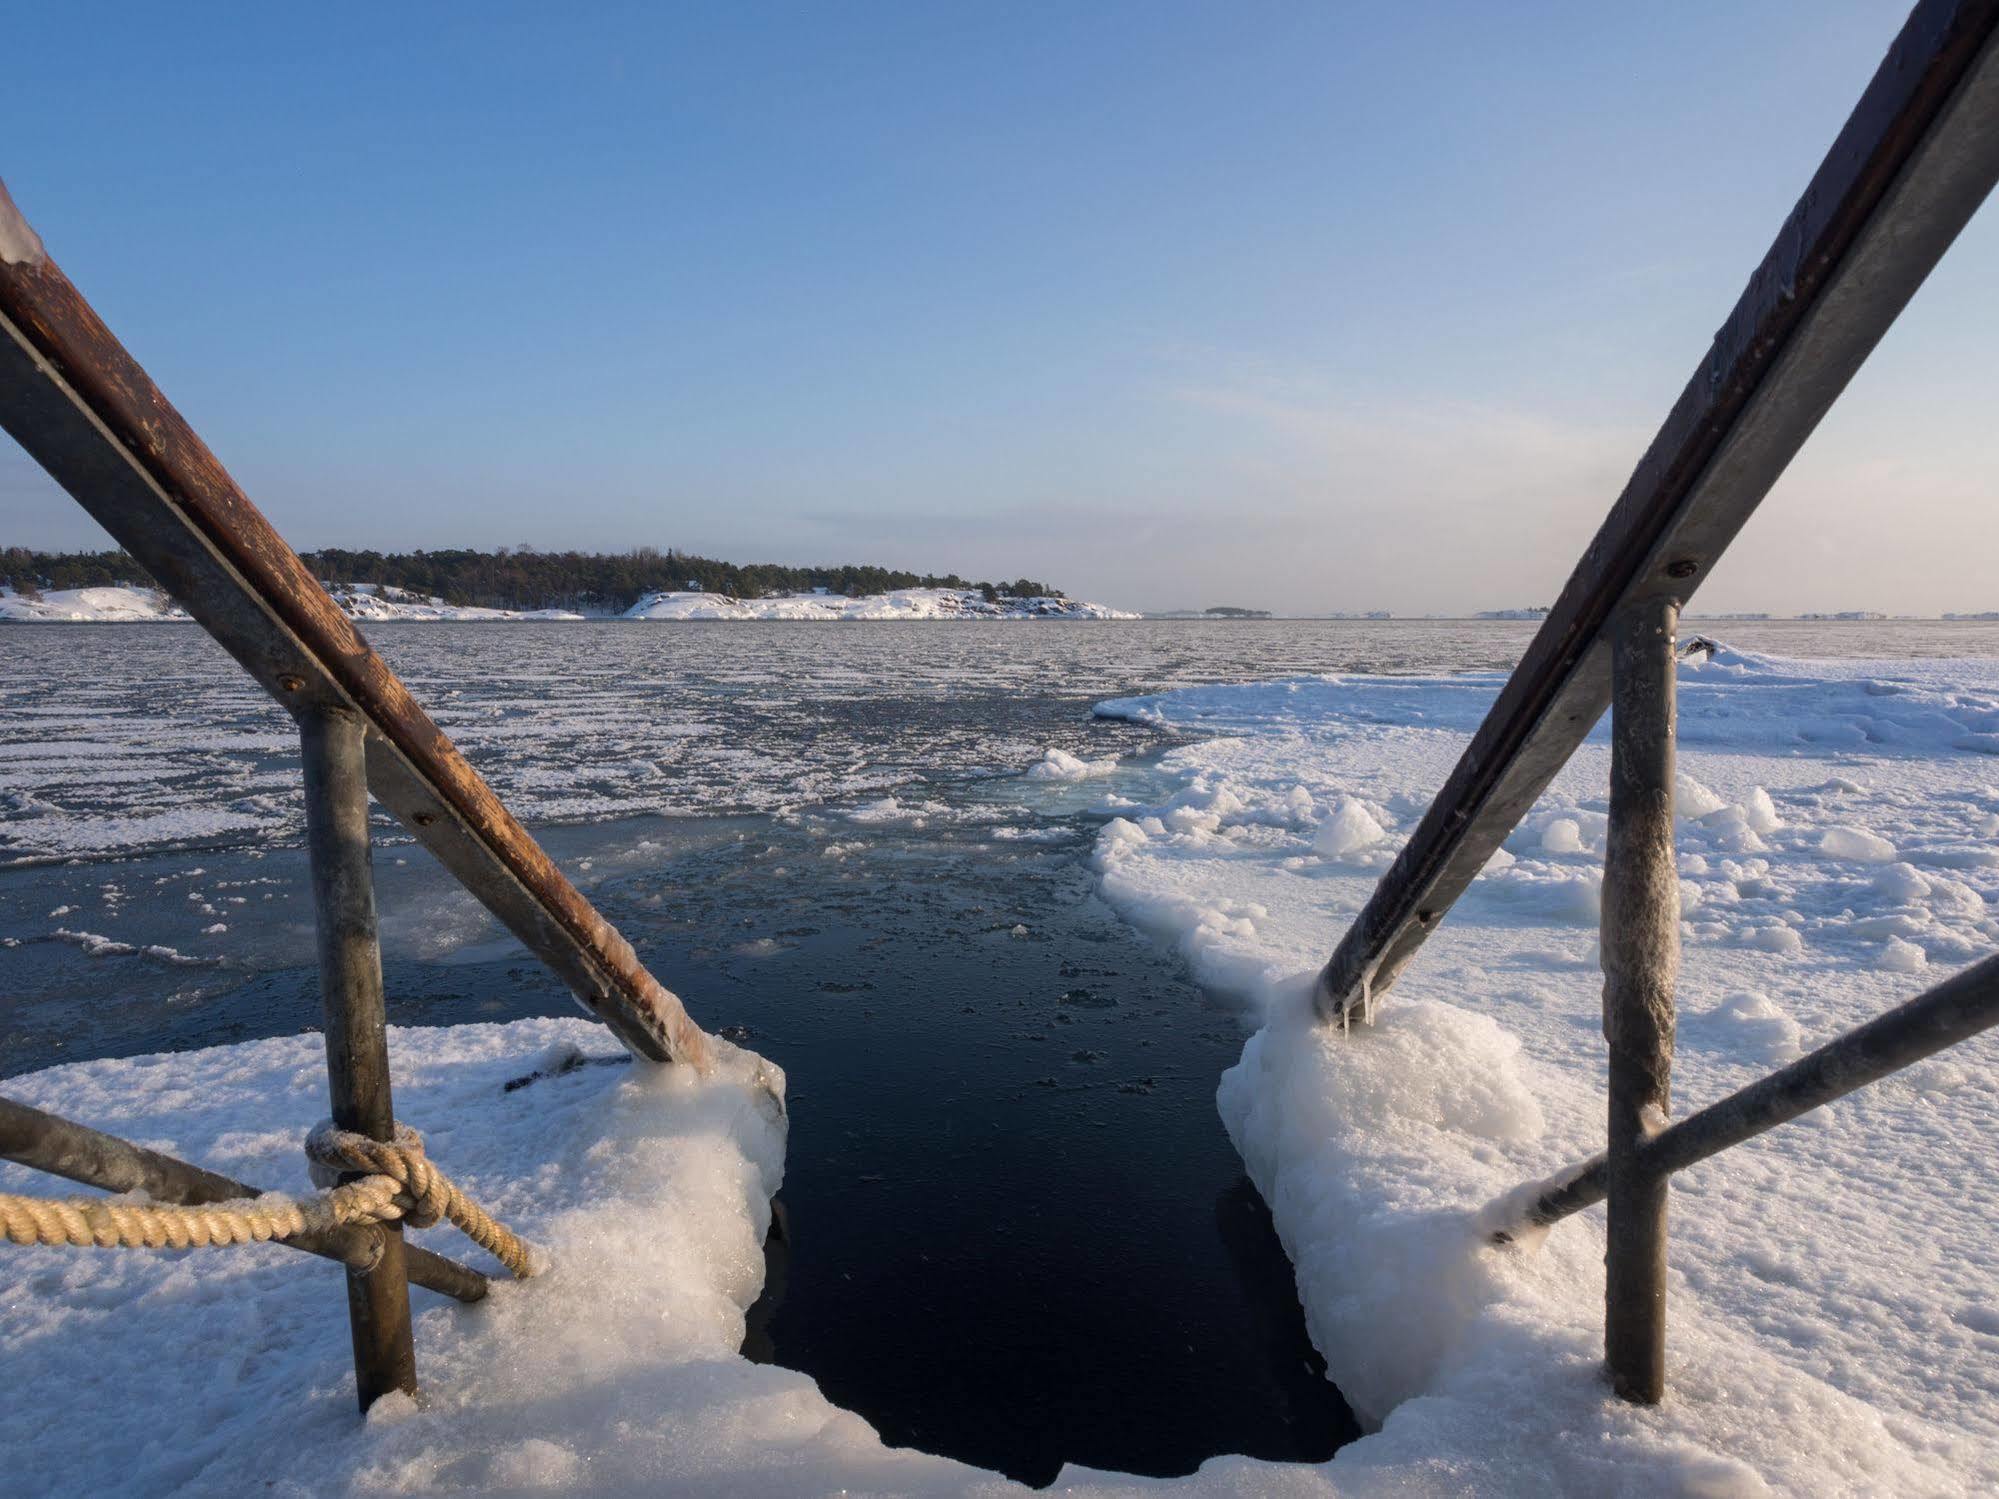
[622,587,1138,621]
[0,583,1137,624]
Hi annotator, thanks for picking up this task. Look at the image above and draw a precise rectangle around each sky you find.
[1,1,1993,616]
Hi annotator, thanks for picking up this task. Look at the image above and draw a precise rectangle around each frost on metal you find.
[0,178,47,266]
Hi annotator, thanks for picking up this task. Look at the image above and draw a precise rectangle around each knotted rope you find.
[0,1120,540,1279]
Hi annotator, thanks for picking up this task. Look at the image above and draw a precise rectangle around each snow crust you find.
[623,587,1138,621]
[1088,645,1999,1493]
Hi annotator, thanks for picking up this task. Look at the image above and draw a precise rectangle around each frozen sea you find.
[6,617,1999,1490]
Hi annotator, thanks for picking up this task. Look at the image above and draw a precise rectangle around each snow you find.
[0,582,1134,624]
[0,582,585,624]
[623,587,1139,621]
[1089,645,1999,1493]
[0,176,45,264]
[321,583,586,622]
[0,585,189,622]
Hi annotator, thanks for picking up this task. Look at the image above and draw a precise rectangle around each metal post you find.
[300,708,418,1411]
[1602,597,1679,1402]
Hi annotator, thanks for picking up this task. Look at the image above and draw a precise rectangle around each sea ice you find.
[1088,644,1999,1492]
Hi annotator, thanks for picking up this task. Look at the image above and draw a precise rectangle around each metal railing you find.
[3,0,1997,1429]
[1311,0,1999,1403]
[0,178,719,1408]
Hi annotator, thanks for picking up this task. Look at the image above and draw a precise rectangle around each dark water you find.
[9,617,1999,1482]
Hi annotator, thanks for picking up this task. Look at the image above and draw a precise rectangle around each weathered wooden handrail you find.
[0,1094,489,1303]
[1315,0,1999,1024]
[0,182,708,1071]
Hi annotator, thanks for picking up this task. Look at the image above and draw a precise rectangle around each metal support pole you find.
[1602,598,1679,1403]
[300,708,418,1411]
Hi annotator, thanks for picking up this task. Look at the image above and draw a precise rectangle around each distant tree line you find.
[0,545,1064,612]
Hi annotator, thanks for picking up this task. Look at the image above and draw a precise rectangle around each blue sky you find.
[2,1,1992,613]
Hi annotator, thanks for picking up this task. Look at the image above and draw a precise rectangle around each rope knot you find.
[306,1122,448,1231]
[302,1119,537,1277]
[3,1117,540,1280]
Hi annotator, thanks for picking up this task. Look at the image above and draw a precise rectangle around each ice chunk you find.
[1025,746,1119,782]
[1675,773,1728,820]
[1540,817,1584,854]
[1820,825,1897,863]
[1872,862,1932,904]
[1746,924,1804,956]
[1877,935,1929,974]
[1703,991,1803,1064]
[1314,797,1386,859]
[1742,786,1783,835]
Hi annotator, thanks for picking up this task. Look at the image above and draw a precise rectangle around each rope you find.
[1,1120,540,1279]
